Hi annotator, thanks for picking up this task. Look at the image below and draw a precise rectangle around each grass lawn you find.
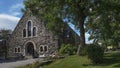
[17,51,120,68]
[43,52,120,68]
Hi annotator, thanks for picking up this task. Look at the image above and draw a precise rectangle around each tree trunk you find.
[76,0,87,55]
[76,4,86,55]
[77,19,86,55]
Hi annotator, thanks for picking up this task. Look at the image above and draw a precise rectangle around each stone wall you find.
[8,12,58,58]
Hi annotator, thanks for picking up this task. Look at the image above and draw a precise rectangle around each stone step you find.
[25,56,33,59]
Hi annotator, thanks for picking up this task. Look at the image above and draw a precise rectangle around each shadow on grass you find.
[103,52,120,65]
[82,52,120,67]
[114,63,120,67]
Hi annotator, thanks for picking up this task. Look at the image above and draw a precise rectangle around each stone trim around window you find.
[14,47,21,53]
[33,26,38,37]
[22,20,38,38]
[22,29,27,38]
[39,45,48,53]
[27,20,32,37]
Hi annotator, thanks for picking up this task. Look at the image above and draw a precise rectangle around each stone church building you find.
[7,12,80,58]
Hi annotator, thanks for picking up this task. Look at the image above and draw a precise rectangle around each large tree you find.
[86,0,120,47]
[23,0,120,55]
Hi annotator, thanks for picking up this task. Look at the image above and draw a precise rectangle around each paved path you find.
[0,58,42,68]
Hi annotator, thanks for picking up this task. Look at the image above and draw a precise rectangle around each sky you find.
[0,0,92,44]
[0,0,24,30]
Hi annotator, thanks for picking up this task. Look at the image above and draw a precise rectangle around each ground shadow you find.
[0,56,25,63]
[82,52,120,67]
[0,50,39,63]
[0,59,24,63]
[114,63,120,67]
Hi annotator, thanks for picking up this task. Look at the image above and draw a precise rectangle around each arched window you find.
[23,29,26,37]
[33,27,37,36]
[28,21,32,36]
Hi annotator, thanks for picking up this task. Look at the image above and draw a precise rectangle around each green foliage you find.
[23,0,65,37]
[46,17,64,36]
[24,0,120,55]
[87,44,104,64]
[23,0,90,55]
[43,52,120,68]
[59,44,77,55]
[0,29,11,39]
[43,55,90,68]
[79,45,88,56]
[17,52,120,68]
[86,0,120,46]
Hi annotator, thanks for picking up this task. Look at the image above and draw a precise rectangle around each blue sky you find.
[0,0,24,30]
[0,0,92,44]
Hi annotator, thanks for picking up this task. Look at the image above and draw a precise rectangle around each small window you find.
[18,47,21,52]
[33,27,37,36]
[40,45,48,52]
[40,46,43,52]
[44,46,47,52]
[15,48,17,53]
[23,29,26,37]
[14,47,21,53]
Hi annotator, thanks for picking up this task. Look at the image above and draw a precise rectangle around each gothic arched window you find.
[23,29,26,37]
[28,21,32,36]
[33,27,37,36]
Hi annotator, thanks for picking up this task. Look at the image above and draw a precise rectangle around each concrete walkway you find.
[0,58,42,68]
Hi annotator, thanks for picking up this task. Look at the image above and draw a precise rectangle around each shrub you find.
[80,45,88,56]
[87,44,104,64]
[33,61,41,68]
[59,44,77,55]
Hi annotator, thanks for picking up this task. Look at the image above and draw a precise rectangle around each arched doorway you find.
[26,42,35,57]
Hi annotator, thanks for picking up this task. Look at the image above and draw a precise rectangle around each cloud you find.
[8,3,24,17]
[11,12,21,16]
[0,14,20,30]
[9,3,24,12]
